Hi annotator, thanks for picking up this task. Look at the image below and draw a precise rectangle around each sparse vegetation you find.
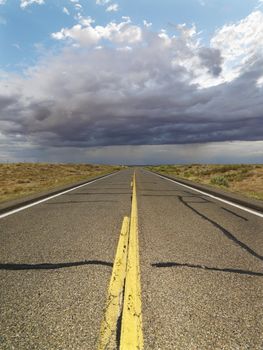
[147,164,263,200]
[210,175,229,187]
[0,163,123,203]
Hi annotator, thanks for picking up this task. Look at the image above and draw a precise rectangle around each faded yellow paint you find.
[120,172,144,349]
[98,171,143,349]
[97,216,130,350]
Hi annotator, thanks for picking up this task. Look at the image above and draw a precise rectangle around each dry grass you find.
[147,164,263,200]
[0,163,123,203]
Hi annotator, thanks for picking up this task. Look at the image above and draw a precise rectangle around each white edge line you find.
[0,172,116,219]
[151,171,263,218]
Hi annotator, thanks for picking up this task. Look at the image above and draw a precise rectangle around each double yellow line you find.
[97,172,143,350]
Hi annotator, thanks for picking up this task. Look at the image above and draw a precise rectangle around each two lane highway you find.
[1,168,262,349]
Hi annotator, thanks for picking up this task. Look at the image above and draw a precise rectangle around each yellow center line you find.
[97,171,144,350]
[120,172,143,349]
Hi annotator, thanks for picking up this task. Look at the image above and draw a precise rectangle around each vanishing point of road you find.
[1,168,262,349]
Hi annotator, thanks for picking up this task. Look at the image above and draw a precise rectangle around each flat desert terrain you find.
[0,163,122,203]
[148,164,263,200]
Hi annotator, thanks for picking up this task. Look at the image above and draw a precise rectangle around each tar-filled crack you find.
[151,262,263,276]
[178,196,263,261]
[221,207,248,221]
[0,260,113,270]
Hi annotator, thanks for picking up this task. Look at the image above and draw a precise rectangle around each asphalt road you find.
[1,168,262,349]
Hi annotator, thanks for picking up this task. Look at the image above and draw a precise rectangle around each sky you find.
[0,0,263,164]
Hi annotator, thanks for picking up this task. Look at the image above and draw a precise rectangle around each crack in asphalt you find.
[151,262,263,277]
[178,196,263,262]
[221,207,249,221]
[0,260,113,270]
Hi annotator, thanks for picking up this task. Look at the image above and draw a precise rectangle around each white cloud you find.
[75,13,95,27]
[143,20,152,28]
[51,31,65,41]
[76,15,95,26]
[154,24,222,88]
[158,29,172,46]
[63,7,70,15]
[106,3,118,12]
[96,0,119,12]
[20,0,45,8]
[122,16,131,23]
[257,75,263,87]
[0,0,7,5]
[96,0,111,5]
[211,11,263,82]
[105,21,142,43]
[75,3,82,9]
[52,17,142,46]
[116,45,132,51]
[52,24,100,45]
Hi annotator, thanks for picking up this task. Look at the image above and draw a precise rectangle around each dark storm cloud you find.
[0,29,262,149]
[0,95,18,111]
[198,47,223,76]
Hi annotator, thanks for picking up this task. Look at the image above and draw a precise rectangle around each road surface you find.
[1,168,262,349]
